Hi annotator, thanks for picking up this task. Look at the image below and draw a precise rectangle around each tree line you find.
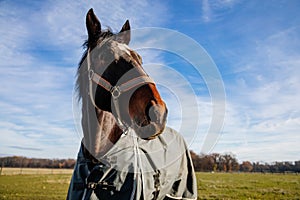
[0,156,75,169]
[1,152,300,173]
[190,151,300,173]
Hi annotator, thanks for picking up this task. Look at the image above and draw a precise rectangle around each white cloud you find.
[41,0,169,47]
[213,26,300,162]
[202,0,212,22]
[201,0,242,23]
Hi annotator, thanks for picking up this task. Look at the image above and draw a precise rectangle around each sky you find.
[0,0,299,163]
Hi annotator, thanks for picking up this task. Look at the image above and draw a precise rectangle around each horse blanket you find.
[67,127,197,200]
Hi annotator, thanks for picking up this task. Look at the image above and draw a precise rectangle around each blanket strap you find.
[83,164,116,200]
[86,180,116,191]
[152,169,161,200]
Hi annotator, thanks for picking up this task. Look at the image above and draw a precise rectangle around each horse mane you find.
[76,28,114,101]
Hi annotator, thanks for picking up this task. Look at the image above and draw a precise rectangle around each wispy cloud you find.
[201,0,241,23]
[9,146,43,151]
[213,24,300,162]
[202,0,212,23]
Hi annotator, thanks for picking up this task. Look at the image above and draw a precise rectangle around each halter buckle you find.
[88,69,94,81]
[110,86,121,99]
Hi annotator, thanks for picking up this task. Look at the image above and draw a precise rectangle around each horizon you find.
[0,0,299,163]
[1,151,299,164]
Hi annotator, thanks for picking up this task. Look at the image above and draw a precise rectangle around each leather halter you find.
[86,47,155,132]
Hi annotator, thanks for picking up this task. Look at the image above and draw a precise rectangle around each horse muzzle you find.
[134,103,168,140]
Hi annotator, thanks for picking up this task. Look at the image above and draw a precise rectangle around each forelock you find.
[100,39,142,66]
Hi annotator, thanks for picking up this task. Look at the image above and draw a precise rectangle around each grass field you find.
[197,172,300,199]
[0,168,72,200]
[0,168,299,199]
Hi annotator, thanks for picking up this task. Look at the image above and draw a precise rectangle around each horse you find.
[67,9,197,200]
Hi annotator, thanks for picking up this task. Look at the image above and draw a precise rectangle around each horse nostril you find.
[146,101,166,125]
[147,105,159,123]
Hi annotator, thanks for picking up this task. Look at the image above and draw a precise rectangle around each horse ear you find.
[86,8,101,43]
[119,20,130,45]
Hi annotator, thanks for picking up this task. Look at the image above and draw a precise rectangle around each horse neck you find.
[81,96,123,158]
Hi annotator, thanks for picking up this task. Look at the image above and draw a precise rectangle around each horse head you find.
[77,9,168,157]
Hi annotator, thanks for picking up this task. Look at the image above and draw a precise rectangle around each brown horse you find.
[77,9,168,159]
[67,9,197,200]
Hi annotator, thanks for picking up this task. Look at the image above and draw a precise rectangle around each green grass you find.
[0,169,72,200]
[197,172,300,199]
[0,169,300,199]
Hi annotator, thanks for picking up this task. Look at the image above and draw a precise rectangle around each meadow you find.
[0,168,299,199]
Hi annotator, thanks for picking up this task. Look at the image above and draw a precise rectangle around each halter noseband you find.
[86,48,155,132]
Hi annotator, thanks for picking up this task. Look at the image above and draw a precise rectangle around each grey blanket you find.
[67,127,197,200]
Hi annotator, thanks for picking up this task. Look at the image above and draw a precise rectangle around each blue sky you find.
[0,0,299,163]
